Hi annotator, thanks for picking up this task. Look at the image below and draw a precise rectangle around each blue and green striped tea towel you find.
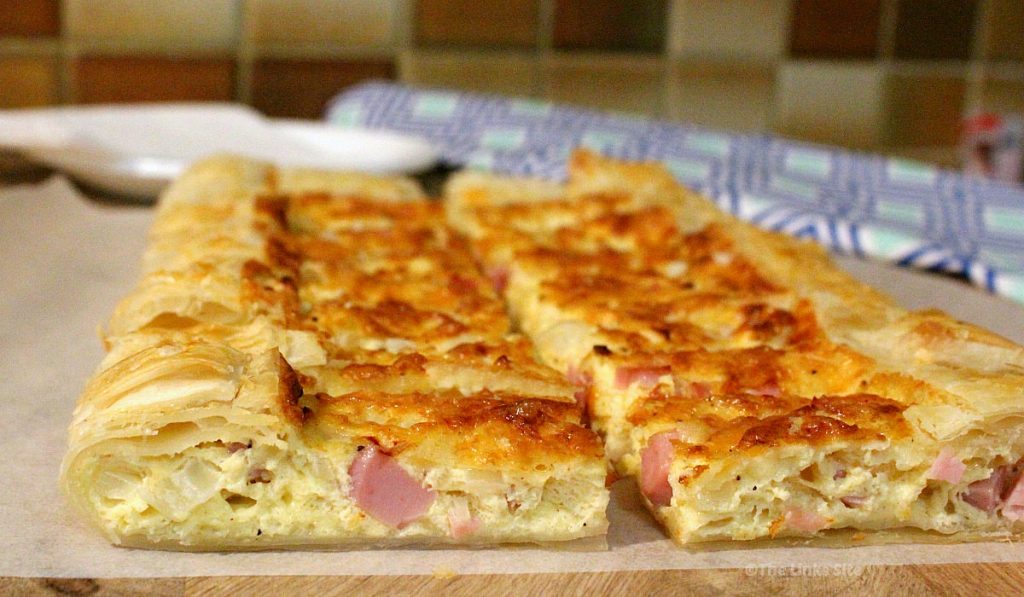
[328,82,1024,305]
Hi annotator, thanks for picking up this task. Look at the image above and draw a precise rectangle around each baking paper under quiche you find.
[445,149,1024,545]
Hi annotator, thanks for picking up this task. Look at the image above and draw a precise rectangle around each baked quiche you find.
[445,149,1024,545]
[61,157,609,549]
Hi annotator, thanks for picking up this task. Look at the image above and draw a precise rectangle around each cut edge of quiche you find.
[60,155,609,550]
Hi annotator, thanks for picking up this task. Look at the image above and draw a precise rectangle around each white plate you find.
[837,255,1024,343]
[268,120,439,173]
[24,121,438,201]
[24,148,181,200]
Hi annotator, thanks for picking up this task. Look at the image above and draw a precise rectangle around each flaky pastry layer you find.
[61,156,608,550]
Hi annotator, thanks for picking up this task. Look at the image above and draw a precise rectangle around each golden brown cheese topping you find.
[307,390,603,467]
[178,190,600,469]
[496,207,791,356]
[459,185,918,457]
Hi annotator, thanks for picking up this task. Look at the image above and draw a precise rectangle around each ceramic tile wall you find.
[542,55,665,116]
[0,0,1020,160]
[885,73,968,147]
[984,0,1024,62]
[553,0,666,52]
[415,0,539,48]
[668,0,790,61]
[789,0,882,59]
[399,50,539,97]
[775,62,887,150]
[893,0,977,61]
[980,79,1024,116]
[246,0,398,47]
[74,56,236,104]
[0,0,60,37]
[666,63,776,133]
[251,58,396,118]
[0,56,59,108]
[65,0,238,49]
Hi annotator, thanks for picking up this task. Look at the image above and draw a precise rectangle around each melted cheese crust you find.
[446,150,1024,545]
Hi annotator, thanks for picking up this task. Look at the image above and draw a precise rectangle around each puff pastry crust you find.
[61,156,609,550]
[445,149,1024,545]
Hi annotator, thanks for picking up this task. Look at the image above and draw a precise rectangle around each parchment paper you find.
[3,178,1024,578]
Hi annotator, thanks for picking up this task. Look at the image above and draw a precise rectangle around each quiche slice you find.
[60,156,609,549]
[445,149,1024,545]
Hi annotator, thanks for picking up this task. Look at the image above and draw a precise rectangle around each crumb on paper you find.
[432,566,458,579]
[96,324,111,350]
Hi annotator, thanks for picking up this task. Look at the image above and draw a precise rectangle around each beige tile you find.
[980,79,1024,116]
[541,56,664,117]
[885,74,965,147]
[246,0,397,46]
[399,51,538,96]
[669,0,790,60]
[66,0,238,48]
[986,0,1024,61]
[0,56,59,108]
[774,62,885,149]
[666,62,775,132]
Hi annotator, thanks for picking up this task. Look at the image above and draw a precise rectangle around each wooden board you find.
[5,564,1024,596]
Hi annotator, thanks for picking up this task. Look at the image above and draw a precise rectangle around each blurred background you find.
[0,0,1021,170]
